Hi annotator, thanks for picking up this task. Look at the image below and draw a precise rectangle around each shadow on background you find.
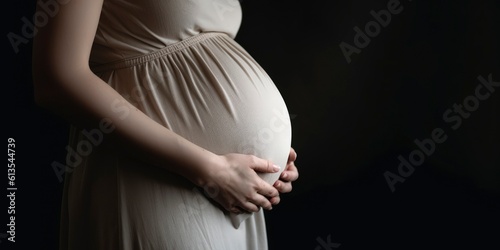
[4,0,499,249]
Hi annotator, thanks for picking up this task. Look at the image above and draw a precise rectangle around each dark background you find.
[3,0,499,249]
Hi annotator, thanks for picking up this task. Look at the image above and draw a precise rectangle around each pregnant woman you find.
[32,0,298,249]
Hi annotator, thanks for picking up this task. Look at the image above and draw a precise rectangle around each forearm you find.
[34,69,218,186]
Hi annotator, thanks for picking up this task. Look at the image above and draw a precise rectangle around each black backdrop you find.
[3,0,499,249]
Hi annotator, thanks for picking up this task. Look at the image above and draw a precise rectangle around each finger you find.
[229,206,244,214]
[280,164,299,182]
[274,180,293,193]
[250,194,273,210]
[249,156,280,173]
[269,195,281,206]
[256,179,279,198]
[288,147,297,163]
[240,201,261,213]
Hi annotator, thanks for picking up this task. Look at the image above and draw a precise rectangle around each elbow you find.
[32,49,67,110]
[32,57,68,110]
[32,51,93,114]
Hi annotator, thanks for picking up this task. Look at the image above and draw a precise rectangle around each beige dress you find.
[59,0,292,249]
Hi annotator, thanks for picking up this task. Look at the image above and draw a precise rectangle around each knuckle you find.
[260,200,270,210]
[269,186,279,195]
[272,198,280,205]
[244,191,255,201]
[269,189,278,197]
[244,204,258,213]
[249,155,258,165]
[254,181,264,191]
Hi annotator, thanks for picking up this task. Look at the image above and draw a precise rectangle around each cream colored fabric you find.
[59,1,291,249]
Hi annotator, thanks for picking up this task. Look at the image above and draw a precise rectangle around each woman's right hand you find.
[199,153,281,214]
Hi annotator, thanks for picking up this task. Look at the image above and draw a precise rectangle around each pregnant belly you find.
[103,33,292,183]
[98,33,291,228]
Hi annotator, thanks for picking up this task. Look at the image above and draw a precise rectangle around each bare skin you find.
[32,0,298,214]
[273,148,299,198]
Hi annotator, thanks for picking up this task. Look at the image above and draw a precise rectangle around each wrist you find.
[189,151,225,187]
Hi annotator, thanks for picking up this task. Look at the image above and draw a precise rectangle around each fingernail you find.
[282,173,288,178]
[273,164,280,172]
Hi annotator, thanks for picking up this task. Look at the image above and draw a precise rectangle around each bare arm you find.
[32,0,279,212]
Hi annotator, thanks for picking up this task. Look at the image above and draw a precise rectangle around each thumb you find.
[250,157,281,173]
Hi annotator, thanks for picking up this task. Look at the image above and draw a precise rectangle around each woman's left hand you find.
[270,147,299,205]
